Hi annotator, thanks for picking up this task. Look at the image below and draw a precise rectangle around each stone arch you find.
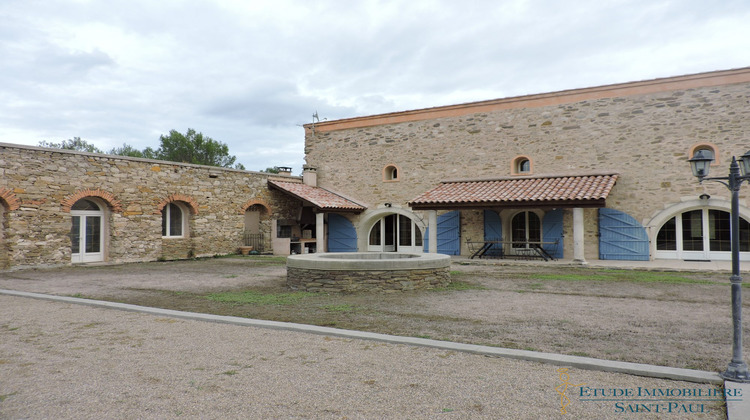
[0,187,20,211]
[155,194,199,215]
[239,199,272,215]
[62,189,122,213]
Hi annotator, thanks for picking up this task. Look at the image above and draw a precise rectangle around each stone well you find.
[286,252,451,293]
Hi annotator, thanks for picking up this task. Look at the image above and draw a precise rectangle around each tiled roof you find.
[268,180,366,212]
[409,174,618,209]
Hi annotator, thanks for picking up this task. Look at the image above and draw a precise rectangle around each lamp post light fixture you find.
[689,149,750,382]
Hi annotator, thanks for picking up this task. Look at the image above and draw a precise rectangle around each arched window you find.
[656,209,750,259]
[162,202,187,237]
[512,156,532,175]
[689,144,719,166]
[368,213,422,252]
[383,164,400,181]
[511,211,541,248]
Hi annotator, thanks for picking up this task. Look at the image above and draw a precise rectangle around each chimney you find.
[303,165,317,187]
[277,166,292,177]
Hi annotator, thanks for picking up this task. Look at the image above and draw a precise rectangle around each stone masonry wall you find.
[287,266,451,293]
[305,78,750,258]
[0,144,300,269]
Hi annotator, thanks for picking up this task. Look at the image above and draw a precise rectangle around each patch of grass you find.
[323,304,357,313]
[221,370,238,376]
[204,290,315,305]
[530,269,716,285]
[432,280,485,292]
[0,392,18,402]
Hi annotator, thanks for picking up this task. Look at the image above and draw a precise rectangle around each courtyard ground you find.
[0,255,745,373]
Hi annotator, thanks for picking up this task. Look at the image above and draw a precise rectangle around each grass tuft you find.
[205,290,315,305]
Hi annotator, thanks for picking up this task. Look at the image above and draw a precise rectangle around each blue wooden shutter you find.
[327,214,357,252]
[542,209,564,259]
[423,211,461,255]
[599,208,649,261]
[483,210,503,256]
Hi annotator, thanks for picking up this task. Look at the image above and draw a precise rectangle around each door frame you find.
[70,202,105,263]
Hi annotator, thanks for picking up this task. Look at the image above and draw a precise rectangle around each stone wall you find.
[304,70,750,258]
[287,267,451,293]
[0,144,300,269]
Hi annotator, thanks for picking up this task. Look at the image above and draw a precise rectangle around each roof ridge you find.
[441,172,619,184]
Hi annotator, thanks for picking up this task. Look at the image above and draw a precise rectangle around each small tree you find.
[157,128,239,168]
[109,143,153,158]
[39,137,103,153]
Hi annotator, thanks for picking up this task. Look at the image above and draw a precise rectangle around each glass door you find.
[70,199,104,263]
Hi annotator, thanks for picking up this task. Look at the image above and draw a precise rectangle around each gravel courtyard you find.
[0,256,741,418]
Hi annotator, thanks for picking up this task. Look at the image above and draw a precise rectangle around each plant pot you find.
[239,246,254,255]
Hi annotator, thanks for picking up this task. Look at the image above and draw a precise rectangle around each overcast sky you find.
[2,0,749,172]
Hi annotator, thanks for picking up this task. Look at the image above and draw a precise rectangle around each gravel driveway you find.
[0,258,730,418]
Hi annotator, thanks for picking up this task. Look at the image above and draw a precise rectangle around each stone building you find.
[302,67,750,263]
[3,67,750,270]
[0,144,363,270]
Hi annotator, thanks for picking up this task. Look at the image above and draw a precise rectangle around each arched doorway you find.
[70,198,105,263]
[510,211,541,254]
[655,208,750,261]
[367,213,423,252]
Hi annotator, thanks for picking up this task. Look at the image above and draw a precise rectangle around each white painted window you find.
[162,202,186,238]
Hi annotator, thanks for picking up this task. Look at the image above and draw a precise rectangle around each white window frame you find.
[162,202,187,238]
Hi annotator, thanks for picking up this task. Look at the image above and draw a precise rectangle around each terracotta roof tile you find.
[268,180,366,212]
[410,174,618,208]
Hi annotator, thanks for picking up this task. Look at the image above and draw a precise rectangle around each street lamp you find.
[689,149,750,382]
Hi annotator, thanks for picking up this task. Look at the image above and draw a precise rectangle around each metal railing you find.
[243,232,264,252]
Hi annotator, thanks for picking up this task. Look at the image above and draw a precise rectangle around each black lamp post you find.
[689,149,750,382]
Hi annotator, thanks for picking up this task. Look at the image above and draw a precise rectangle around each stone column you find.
[428,210,438,253]
[573,207,587,265]
[316,212,325,253]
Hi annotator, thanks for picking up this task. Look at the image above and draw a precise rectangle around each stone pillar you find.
[573,207,587,265]
[428,210,438,253]
[316,212,325,253]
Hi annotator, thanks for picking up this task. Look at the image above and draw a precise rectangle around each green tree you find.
[39,137,103,153]
[39,130,245,170]
[109,143,148,158]
[157,128,240,168]
[260,166,281,173]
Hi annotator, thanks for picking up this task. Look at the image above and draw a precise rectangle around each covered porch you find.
[409,173,619,264]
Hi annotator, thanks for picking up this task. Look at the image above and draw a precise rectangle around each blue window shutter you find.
[599,208,649,261]
[327,214,357,252]
[483,210,503,256]
[542,209,564,259]
[424,211,461,255]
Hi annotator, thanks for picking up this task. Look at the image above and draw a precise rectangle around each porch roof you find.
[268,179,366,213]
[409,173,619,210]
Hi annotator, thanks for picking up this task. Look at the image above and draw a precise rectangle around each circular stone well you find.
[286,252,451,293]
